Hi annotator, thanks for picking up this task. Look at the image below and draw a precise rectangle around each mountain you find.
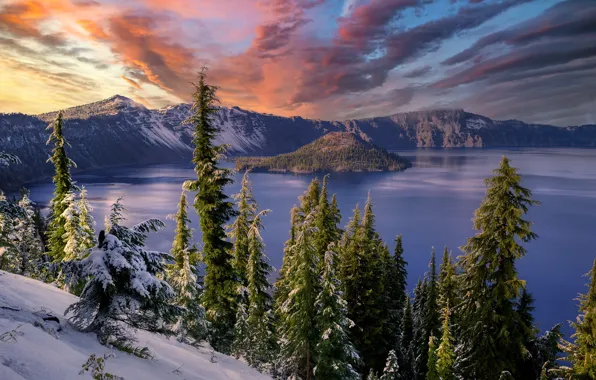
[235,132,412,173]
[0,271,271,380]
[1,95,595,188]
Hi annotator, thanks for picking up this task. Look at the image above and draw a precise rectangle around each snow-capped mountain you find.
[1,95,595,188]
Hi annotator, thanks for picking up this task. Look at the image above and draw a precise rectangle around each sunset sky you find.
[0,0,594,125]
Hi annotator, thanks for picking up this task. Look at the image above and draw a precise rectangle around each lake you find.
[25,148,596,336]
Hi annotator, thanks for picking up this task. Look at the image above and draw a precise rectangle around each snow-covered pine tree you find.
[229,171,256,292]
[65,198,178,345]
[232,301,250,358]
[0,191,44,276]
[78,186,96,252]
[456,156,540,379]
[436,306,456,380]
[367,369,380,380]
[277,212,320,380]
[426,336,439,380]
[166,190,209,345]
[380,350,401,380]
[412,277,428,380]
[61,191,85,261]
[314,245,360,380]
[340,194,387,373]
[559,258,596,378]
[245,209,276,371]
[417,249,441,380]
[183,68,237,353]
[314,176,342,264]
[46,111,77,262]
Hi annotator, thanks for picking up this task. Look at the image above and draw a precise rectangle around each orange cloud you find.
[78,19,109,40]
[121,75,142,89]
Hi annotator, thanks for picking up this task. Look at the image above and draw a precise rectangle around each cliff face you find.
[1,96,595,187]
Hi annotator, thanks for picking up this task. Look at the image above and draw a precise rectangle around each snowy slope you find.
[0,271,271,380]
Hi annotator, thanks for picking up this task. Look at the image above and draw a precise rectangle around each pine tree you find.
[456,156,540,379]
[412,278,428,380]
[341,194,387,373]
[559,259,596,379]
[277,212,320,380]
[436,306,456,380]
[78,186,96,254]
[183,69,237,353]
[426,336,439,380]
[368,369,380,380]
[166,191,209,345]
[46,111,77,262]
[61,191,85,261]
[65,198,177,345]
[229,171,255,291]
[438,247,456,313]
[399,296,415,379]
[314,245,360,380]
[314,176,342,263]
[232,301,250,358]
[245,209,276,371]
[380,350,401,380]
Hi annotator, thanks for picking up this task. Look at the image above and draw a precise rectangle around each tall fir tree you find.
[165,190,209,345]
[380,350,401,380]
[244,209,276,371]
[412,278,428,380]
[426,336,439,380]
[46,111,76,262]
[183,68,237,353]
[277,211,320,380]
[314,176,342,263]
[399,296,415,379]
[229,171,255,291]
[341,194,387,373]
[438,247,456,313]
[559,259,596,379]
[78,186,96,254]
[436,306,456,380]
[456,156,540,379]
[314,245,360,380]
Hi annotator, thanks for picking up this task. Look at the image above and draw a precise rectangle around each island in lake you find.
[235,132,412,173]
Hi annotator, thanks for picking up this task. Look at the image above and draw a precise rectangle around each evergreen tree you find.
[426,336,439,380]
[183,68,237,353]
[166,191,209,345]
[61,191,85,261]
[232,301,250,358]
[380,350,401,380]
[368,369,380,380]
[559,258,596,379]
[399,296,415,379]
[66,198,177,345]
[436,306,456,380]
[340,194,387,373]
[314,245,360,380]
[46,111,76,262]
[229,171,255,291]
[438,247,456,313]
[277,212,320,379]
[456,156,540,379]
[245,209,276,371]
[412,278,428,380]
[78,186,96,254]
[314,176,342,263]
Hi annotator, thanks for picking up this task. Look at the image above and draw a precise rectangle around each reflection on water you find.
[25,148,596,336]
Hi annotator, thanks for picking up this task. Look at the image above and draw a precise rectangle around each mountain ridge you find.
[1,95,595,188]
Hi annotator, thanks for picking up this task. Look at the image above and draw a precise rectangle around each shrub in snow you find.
[65,198,179,345]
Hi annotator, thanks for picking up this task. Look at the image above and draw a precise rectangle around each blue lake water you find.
[26,148,596,336]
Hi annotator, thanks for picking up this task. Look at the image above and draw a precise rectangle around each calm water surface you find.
[26,148,596,335]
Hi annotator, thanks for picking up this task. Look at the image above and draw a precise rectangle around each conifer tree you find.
[438,247,456,313]
[66,198,177,345]
[412,278,428,380]
[341,194,387,373]
[380,350,401,380]
[559,259,596,379]
[78,186,96,253]
[368,369,380,380]
[232,301,250,358]
[426,336,439,380]
[399,296,415,379]
[183,68,237,352]
[46,111,76,262]
[61,191,85,261]
[436,306,456,380]
[277,212,320,379]
[314,245,360,380]
[166,191,209,345]
[245,209,276,371]
[229,171,255,291]
[314,176,341,263]
[456,156,540,379]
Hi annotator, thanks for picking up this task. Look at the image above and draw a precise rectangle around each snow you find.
[466,118,489,130]
[0,271,271,380]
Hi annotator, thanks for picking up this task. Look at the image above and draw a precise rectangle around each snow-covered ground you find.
[0,271,271,380]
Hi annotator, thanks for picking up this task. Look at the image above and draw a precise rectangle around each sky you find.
[0,0,594,126]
